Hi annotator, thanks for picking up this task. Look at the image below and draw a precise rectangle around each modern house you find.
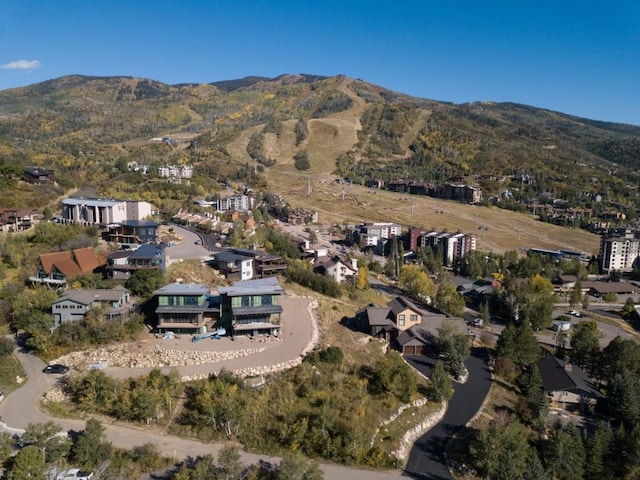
[153,283,218,334]
[211,248,287,280]
[218,277,284,337]
[536,356,600,410]
[51,286,132,328]
[106,243,168,280]
[0,208,39,233]
[61,197,153,225]
[211,251,255,281]
[24,166,54,184]
[30,247,105,287]
[105,220,158,246]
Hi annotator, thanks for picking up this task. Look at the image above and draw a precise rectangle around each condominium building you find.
[600,232,640,273]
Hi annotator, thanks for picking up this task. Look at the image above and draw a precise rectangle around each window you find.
[398,314,405,326]
[410,314,418,322]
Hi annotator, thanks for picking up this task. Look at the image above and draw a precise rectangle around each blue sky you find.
[1,0,639,125]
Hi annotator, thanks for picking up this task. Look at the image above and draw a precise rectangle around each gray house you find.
[52,286,132,328]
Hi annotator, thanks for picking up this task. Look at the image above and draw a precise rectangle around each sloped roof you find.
[38,247,104,280]
[388,296,424,316]
[74,247,103,272]
[362,306,394,326]
[397,326,432,347]
[536,356,600,398]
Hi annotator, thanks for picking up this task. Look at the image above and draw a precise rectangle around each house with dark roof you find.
[105,220,158,246]
[0,208,40,233]
[30,247,105,287]
[105,243,168,280]
[312,255,357,283]
[218,277,284,337]
[52,286,132,328]
[536,356,600,410]
[210,248,287,280]
[153,283,218,334]
[24,166,54,184]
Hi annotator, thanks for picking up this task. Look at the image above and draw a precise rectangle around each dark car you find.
[43,364,69,374]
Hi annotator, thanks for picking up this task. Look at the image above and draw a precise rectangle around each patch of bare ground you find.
[225,124,264,164]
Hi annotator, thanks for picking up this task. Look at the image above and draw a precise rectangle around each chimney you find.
[564,362,573,373]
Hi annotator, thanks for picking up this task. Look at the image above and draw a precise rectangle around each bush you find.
[0,337,14,356]
[294,150,310,170]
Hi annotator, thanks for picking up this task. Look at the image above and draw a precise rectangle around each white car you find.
[56,469,94,480]
[470,318,484,327]
[87,360,108,370]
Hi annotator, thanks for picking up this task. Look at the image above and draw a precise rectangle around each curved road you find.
[404,349,491,480]
[0,346,405,480]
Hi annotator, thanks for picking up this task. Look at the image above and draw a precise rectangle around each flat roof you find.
[117,220,158,227]
[153,283,209,296]
[219,277,284,296]
[62,197,122,207]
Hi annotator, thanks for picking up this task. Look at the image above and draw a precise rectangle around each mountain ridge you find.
[0,73,639,240]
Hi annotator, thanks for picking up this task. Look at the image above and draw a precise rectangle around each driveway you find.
[403,349,491,480]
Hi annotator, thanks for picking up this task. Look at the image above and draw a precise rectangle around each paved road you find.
[0,345,406,480]
[403,349,491,480]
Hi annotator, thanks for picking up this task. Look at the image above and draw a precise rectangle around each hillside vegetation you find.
[1,73,639,254]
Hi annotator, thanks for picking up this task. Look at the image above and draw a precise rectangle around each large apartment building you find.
[61,197,153,225]
[405,227,477,265]
[600,231,640,273]
[349,222,403,248]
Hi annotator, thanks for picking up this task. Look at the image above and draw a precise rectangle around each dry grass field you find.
[223,77,600,257]
[265,170,600,256]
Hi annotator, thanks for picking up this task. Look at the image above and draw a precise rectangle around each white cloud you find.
[1,60,41,70]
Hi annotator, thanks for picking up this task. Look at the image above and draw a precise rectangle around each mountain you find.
[0,74,639,230]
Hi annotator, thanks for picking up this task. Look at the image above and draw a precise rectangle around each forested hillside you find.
[0,73,639,226]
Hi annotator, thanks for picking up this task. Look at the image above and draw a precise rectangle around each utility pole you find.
[307,176,312,196]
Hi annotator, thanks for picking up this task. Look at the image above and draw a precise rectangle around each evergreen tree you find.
[585,421,614,480]
[569,320,600,373]
[7,446,47,480]
[543,423,586,480]
[427,361,453,402]
[522,453,549,480]
[71,419,112,469]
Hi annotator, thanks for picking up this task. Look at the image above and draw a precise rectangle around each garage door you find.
[404,346,416,355]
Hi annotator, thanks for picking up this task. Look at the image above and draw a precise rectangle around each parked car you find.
[569,310,582,317]
[43,364,69,374]
[470,317,484,327]
[56,469,94,480]
[87,360,108,370]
